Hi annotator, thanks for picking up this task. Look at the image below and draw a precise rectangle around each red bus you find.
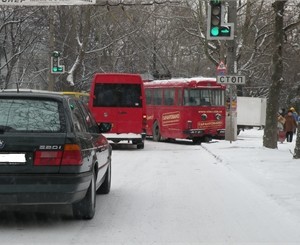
[144,77,226,144]
[88,73,147,149]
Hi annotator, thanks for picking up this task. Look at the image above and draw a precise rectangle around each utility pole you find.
[207,0,237,142]
[224,0,238,142]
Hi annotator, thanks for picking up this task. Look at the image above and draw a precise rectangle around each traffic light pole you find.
[225,0,238,142]
[48,7,55,91]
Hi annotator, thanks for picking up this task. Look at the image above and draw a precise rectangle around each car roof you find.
[0,89,67,100]
[1,88,61,94]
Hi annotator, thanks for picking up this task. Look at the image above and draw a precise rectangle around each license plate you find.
[0,153,26,165]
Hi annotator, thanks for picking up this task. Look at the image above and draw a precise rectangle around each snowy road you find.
[0,138,300,244]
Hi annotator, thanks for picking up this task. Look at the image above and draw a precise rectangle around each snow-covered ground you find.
[204,128,300,220]
[1,128,300,244]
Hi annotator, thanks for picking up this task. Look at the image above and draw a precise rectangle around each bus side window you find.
[155,98,162,105]
[153,88,162,105]
[177,89,182,106]
[164,89,175,106]
[146,89,152,105]
[166,98,174,106]
[183,89,190,105]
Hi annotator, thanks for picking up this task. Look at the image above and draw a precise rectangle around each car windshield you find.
[0,98,65,132]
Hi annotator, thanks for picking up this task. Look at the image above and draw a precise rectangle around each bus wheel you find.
[166,138,176,143]
[137,142,144,149]
[152,121,161,142]
[192,138,202,145]
[203,136,212,142]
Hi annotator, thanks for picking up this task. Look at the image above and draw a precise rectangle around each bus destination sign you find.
[0,0,95,5]
[217,75,246,85]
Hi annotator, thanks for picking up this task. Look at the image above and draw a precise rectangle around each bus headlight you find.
[201,114,207,121]
[215,113,222,120]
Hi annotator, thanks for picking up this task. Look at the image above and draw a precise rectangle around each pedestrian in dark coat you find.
[284,110,298,142]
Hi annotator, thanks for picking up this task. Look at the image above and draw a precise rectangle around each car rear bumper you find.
[0,172,92,205]
[104,133,145,142]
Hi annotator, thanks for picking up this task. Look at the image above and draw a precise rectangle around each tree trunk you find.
[293,124,300,158]
[263,0,286,149]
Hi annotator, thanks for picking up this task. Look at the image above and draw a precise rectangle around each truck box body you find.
[237,97,267,129]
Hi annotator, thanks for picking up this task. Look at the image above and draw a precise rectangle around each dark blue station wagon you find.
[0,89,112,219]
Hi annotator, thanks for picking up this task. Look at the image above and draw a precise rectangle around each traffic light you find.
[207,0,234,40]
[51,51,65,74]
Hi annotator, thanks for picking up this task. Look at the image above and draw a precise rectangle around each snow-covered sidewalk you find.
[203,128,300,220]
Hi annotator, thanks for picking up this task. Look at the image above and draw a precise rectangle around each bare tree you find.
[1,0,300,100]
[263,0,287,149]
[0,7,46,89]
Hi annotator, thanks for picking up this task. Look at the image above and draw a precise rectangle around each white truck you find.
[236,96,267,134]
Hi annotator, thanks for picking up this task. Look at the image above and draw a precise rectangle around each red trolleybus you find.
[144,77,226,144]
[88,73,147,149]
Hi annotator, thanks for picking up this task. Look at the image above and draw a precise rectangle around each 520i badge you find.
[0,140,5,149]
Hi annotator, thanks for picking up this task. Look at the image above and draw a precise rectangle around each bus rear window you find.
[93,83,142,108]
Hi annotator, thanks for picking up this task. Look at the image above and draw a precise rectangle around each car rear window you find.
[0,98,65,132]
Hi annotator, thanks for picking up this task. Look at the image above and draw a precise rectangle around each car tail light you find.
[34,151,63,166]
[61,144,83,166]
[34,144,83,166]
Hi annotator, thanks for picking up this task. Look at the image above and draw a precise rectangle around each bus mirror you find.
[98,122,112,133]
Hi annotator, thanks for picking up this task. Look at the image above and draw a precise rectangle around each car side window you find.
[69,99,88,133]
[77,100,100,134]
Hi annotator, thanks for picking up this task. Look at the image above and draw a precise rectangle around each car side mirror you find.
[98,122,112,133]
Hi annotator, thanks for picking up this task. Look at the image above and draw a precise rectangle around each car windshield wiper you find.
[0,125,16,134]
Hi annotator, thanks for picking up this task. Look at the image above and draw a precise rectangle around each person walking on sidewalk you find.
[290,107,299,133]
[277,112,286,143]
[284,109,298,142]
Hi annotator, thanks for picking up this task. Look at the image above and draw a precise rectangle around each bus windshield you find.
[93,83,142,108]
[183,89,225,106]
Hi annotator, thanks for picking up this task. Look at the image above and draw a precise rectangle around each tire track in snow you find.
[200,143,223,164]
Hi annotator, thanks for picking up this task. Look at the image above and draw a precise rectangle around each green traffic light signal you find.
[207,0,233,40]
[52,65,64,73]
[209,2,221,37]
[220,26,230,35]
[51,53,65,74]
[210,0,221,6]
[211,27,219,37]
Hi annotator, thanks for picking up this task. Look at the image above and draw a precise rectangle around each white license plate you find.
[0,153,26,165]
